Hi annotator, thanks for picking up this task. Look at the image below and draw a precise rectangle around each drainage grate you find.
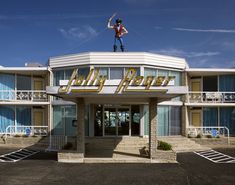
[0,149,39,162]
[194,150,235,163]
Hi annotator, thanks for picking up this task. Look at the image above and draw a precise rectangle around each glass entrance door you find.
[104,108,116,136]
[117,108,130,136]
[103,106,130,136]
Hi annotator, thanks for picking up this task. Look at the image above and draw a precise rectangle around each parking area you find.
[0,148,39,162]
[194,149,235,163]
[0,147,234,185]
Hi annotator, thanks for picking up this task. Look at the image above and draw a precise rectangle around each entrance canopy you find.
[47,67,187,102]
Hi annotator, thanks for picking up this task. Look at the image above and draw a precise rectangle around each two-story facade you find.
[0,52,234,161]
[0,66,50,135]
[185,69,235,136]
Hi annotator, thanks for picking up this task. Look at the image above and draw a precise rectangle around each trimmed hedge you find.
[157,141,172,151]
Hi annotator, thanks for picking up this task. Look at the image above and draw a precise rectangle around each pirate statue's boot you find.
[120,45,125,52]
[113,45,117,52]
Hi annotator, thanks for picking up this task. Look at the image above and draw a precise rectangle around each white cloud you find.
[152,48,220,58]
[59,25,98,41]
[188,58,209,67]
[173,28,235,33]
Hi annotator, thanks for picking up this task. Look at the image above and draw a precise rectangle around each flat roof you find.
[0,67,48,75]
[49,52,188,70]
[186,68,235,76]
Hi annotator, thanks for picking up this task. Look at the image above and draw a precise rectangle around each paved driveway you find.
[0,147,234,185]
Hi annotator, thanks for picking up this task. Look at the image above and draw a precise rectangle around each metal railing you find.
[186,126,230,144]
[4,125,48,140]
[47,135,68,151]
[0,90,48,101]
[187,91,235,103]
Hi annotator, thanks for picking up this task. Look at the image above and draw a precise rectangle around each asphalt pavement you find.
[0,147,234,185]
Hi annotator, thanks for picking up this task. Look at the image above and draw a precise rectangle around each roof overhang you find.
[0,67,48,75]
[186,68,235,76]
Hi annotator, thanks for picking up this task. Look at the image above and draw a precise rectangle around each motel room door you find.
[190,110,202,127]
[191,79,201,102]
[33,109,44,126]
[33,78,44,101]
[34,78,44,90]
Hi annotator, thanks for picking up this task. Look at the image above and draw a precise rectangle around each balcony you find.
[0,90,48,102]
[187,91,235,103]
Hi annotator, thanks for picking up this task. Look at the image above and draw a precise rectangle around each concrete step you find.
[114,146,148,150]
[83,158,151,163]
[173,147,210,153]
[113,149,148,158]
[190,138,232,146]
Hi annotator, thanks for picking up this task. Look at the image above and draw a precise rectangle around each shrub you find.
[206,135,212,138]
[63,142,73,150]
[196,134,202,138]
[157,141,172,151]
[188,134,192,138]
[22,134,29,137]
[14,134,21,137]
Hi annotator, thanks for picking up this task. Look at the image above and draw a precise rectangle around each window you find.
[125,68,140,76]
[170,71,181,86]
[54,70,64,86]
[0,106,15,133]
[53,67,90,86]
[144,68,156,77]
[220,107,235,134]
[17,75,31,90]
[203,107,218,127]
[157,106,181,136]
[203,76,218,91]
[64,69,73,80]
[219,75,235,91]
[0,73,15,100]
[99,68,109,78]
[16,106,31,126]
[158,69,169,76]
[78,68,89,78]
[52,105,76,136]
[110,67,124,79]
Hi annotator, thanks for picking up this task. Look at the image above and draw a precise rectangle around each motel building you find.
[0,52,235,162]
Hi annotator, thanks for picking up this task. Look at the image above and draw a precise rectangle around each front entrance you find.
[104,106,130,136]
[94,104,140,137]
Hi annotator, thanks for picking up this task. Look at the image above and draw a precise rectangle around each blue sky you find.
[0,0,235,68]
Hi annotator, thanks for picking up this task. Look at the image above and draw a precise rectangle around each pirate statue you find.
[107,13,128,52]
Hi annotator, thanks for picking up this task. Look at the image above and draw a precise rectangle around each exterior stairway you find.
[85,137,149,158]
[158,136,210,153]
[113,137,149,158]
